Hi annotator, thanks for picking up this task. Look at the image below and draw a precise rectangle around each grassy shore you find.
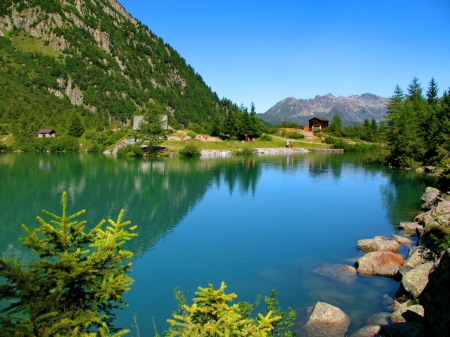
[161,134,332,154]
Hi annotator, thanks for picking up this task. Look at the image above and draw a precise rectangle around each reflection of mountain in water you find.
[0,154,263,260]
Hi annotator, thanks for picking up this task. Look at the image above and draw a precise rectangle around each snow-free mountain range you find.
[0,0,388,129]
[260,93,389,126]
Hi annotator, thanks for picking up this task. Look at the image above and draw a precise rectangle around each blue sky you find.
[119,0,450,113]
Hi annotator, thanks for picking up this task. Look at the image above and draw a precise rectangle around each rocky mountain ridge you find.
[0,0,226,129]
[260,93,389,126]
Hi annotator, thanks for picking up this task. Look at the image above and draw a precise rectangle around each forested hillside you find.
[0,0,238,139]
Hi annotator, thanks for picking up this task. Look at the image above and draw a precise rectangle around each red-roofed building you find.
[308,118,329,130]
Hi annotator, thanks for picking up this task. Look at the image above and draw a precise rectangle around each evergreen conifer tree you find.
[136,101,167,148]
[166,282,282,337]
[68,110,85,138]
[0,192,137,336]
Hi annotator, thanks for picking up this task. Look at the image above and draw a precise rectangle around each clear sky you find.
[118,0,450,113]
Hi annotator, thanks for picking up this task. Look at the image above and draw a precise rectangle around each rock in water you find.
[304,301,351,337]
[356,251,404,277]
[357,236,399,252]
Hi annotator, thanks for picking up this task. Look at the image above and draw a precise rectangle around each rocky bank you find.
[295,187,450,336]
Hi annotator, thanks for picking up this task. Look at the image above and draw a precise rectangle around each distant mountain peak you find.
[260,93,389,126]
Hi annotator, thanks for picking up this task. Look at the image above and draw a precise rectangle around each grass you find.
[11,32,62,60]
[161,137,331,153]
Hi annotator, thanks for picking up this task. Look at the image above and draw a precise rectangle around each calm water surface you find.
[0,152,436,335]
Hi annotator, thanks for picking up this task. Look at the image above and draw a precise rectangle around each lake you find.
[0,152,437,335]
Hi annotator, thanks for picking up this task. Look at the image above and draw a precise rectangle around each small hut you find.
[308,118,329,130]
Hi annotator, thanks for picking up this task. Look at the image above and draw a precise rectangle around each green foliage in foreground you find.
[165,282,297,337]
[0,192,137,336]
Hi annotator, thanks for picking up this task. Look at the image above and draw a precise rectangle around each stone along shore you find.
[295,187,450,337]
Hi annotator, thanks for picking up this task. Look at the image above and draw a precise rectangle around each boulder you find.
[348,325,380,337]
[401,262,434,297]
[413,211,433,226]
[392,234,413,245]
[382,294,394,311]
[378,322,425,337]
[398,222,420,234]
[390,304,425,324]
[419,249,450,337]
[357,236,399,252]
[421,187,440,206]
[418,223,447,252]
[392,299,411,312]
[356,251,404,277]
[436,200,450,214]
[399,246,433,276]
[304,301,351,337]
[312,263,357,284]
[369,311,391,325]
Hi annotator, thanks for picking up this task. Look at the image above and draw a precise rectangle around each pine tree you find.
[249,102,262,138]
[426,77,439,106]
[136,101,167,148]
[165,282,282,337]
[0,192,137,336]
[328,115,342,136]
[68,110,85,138]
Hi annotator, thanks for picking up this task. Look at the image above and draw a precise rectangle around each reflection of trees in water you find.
[0,154,263,261]
[380,169,437,227]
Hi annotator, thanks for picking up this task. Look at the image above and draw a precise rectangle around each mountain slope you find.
[259,93,389,126]
[0,0,227,133]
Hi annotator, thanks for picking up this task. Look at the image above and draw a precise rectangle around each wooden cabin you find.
[308,118,329,130]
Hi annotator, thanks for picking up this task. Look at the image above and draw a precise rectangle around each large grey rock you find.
[312,263,357,284]
[392,235,413,245]
[436,200,450,214]
[348,325,380,337]
[421,187,440,207]
[419,249,450,336]
[401,262,434,297]
[378,322,426,337]
[304,301,351,337]
[398,222,421,234]
[390,304,425,324]
[414,211,433,226]
[356,251,404,277]
[399,246,433,276]
[357,236,399,252]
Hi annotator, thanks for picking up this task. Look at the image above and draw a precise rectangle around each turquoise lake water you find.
[0,152,437,335]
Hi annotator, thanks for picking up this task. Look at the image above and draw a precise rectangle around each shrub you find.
[325,137,382,153]
[179,144,201,157]
[235,147,255,156]
[117,144,143,157]
[87,143,105,153]
[259,134,272,141]
[287,133,305,139]
[186,131,197,138]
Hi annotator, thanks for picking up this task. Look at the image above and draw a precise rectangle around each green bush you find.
[287,133,305,139]
[117,144,143,157]
[186,131,197,138]
[234,147,255,156]
[258,134,272,141]
[179,144,201,157]
[325,137,381,153]
[87,143,105,153]
[438,169,450,193]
